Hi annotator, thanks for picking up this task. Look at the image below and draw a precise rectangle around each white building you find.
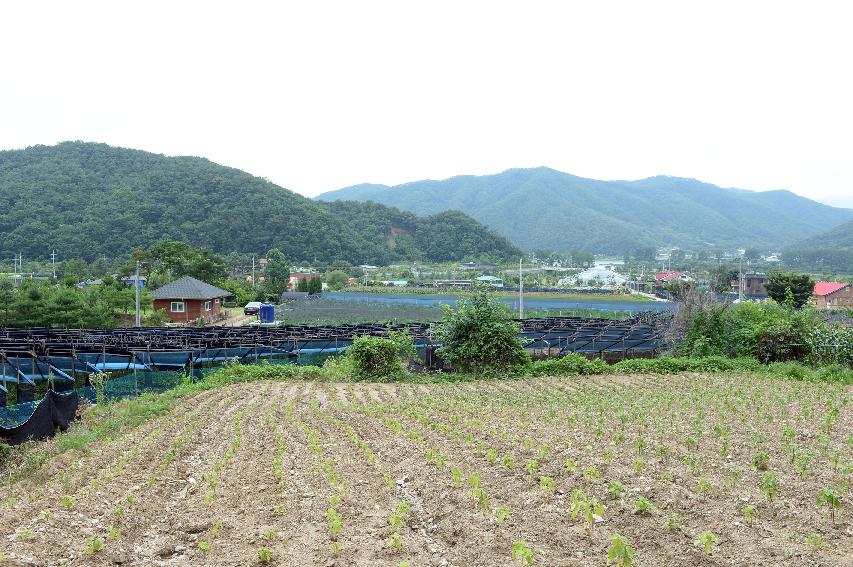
[558,267,627,289]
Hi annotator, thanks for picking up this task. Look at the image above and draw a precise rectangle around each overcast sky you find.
[1,1,851,204]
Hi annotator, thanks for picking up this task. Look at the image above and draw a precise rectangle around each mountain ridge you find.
[317,167,853,253]
[0,142,521,264]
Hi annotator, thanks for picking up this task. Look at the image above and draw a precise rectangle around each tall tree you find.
[764,272,815,308]
[264,248,290,298]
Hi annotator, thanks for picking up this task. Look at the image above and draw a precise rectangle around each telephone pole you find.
[518,258,524,319]
[252,255,256,288]
[51,250,57,279]
[135,260,141,327]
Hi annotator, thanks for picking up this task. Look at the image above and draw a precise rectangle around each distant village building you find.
[813,281,853,309]
[731,273,768,298]
[433,279,473,288]
[380,280,409,287]
[560,267,627,289]
[475,275,504,288]
[288,273,315,289]
[150,276,232,323]
[121,274,147,288]
[654,271,690,284]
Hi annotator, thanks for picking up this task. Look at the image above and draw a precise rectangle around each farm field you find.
[1,373,850,566]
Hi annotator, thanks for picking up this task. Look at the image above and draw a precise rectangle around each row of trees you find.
[0,279,168,328]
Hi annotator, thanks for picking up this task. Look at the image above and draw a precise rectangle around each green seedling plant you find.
[512,540,534,565]
[539,476,555,493]
[107,527,121,540]
[495,505,511,526]
[634,496,654,516]
[662,513,679,532]
[695,531,717,555]
[583,465,602,482]
[741,504,757,524]
[198,541,211,553]
[608,480,623,500]
[258,547,272,563]
[696,478,713,498]
[564,458,578,473]
[570,489,605,529]
[752,450,769,471]
[60,495,75,510]
[759,473,778,503]
[805,532,823,552]
[607,534,634,567]
[85,536,104,555]
[816,487,841,522]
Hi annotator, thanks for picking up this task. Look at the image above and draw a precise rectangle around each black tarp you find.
[0,390,79,445]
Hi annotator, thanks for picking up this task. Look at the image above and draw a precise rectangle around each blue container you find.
[259,303,275,323]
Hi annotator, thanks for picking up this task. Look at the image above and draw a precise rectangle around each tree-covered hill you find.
[318,167,853,253]
[0,142,520,264]
[783,218,853,273]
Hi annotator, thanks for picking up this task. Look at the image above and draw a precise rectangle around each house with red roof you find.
[812,281,852,309]
[654,271,690,284]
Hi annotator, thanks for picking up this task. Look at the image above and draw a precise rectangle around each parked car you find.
[244,301,262,315]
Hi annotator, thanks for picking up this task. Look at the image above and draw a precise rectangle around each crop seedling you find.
[85,536,104,555]
[752,450,769,471]
[495,505,511,526]
[327,507,343,539]
[539,476,555,492]
[512,540,534,565]
[450,466,464,487]
[258,547,272,563]
[570,489,605,529]
[805,532,823,552]
[759,473,778,503]
[502,454,515,469]
[695,531,717,555]
[19,529,34,540]
[741,504,757,523]
[198,541,211,553]
[564,458,578,473]
[696,478,713,498]
[60,495,74,510]
[634,496,653,516]
[107,527,121,540]
[525,458,540,475]
[662,513,679,532]
[583,465,602,482]
[608,480,623,500]
[264,529,277,541]
[607,534,634,567]
[387,531,402,550]
[816,487,841,522]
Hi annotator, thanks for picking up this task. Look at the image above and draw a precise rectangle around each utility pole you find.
[518,258,524,319]
[135,260,141,327]
[738,254,744,301]
[252,255,256,288]
[51,250,57,279]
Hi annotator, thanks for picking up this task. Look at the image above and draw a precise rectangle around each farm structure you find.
[149,276,231,323]
[0,315,667,406]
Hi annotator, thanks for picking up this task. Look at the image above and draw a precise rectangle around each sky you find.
[1,1,851,205]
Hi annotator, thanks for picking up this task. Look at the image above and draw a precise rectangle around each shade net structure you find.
[0,314,669,435]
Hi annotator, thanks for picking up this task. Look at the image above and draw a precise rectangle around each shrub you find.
[346,335,405,381]
[433,286,530,376]
[531,353,607,376]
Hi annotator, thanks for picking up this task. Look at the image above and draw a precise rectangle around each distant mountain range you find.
[317,167,853,254]
[0,142,520,264]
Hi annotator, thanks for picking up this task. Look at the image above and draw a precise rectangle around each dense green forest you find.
[783,218,853,272]
[318,167,853,254]
[0,142,520,264]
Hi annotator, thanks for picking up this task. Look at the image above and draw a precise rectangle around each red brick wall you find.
[154,298,223,323]
[817,286,853,308]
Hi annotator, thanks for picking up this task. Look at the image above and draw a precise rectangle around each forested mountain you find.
[318,167,853,253]
[783,218,853,273]
[0,142,520,264]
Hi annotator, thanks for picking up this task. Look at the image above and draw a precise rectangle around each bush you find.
[346,336,404,381]
[433,286,530,376]
[767,361,811,381]
[610,357,686,375]
[531,354,607,376]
